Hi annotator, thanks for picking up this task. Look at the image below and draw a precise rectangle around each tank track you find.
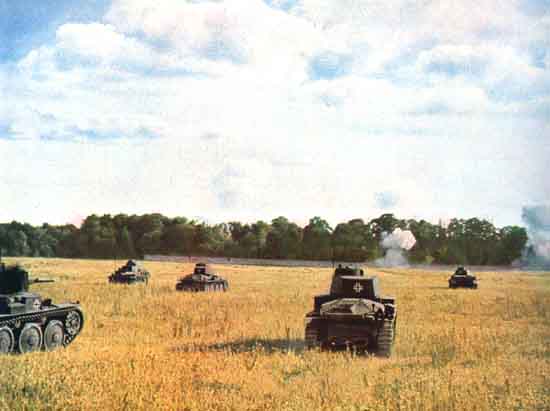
[203,283,224,292]
[0,306,84,354]
[109,276,148,284]
[176,281,227,292]
[305,320,321,349]
[376,318,396,357]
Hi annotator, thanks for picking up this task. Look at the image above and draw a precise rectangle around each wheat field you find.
[0,258,549,411]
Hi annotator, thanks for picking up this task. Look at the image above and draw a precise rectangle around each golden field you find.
[0,258,549,411]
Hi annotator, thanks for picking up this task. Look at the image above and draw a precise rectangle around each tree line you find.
[0,213,527,265]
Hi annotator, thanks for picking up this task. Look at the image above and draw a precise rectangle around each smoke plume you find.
[374,228,416,267]
[522,205,550,268]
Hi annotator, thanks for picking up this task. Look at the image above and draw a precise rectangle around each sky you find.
[1,0,549,228]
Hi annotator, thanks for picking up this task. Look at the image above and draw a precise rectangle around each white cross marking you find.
[353,282,363,293]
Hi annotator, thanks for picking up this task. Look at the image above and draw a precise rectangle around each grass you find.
[1,258,549,411]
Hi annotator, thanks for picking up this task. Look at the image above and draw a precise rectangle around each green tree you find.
[332,219,378,262]
[408,219,438,263]
[302,217,332,260]
[265,217,302,259]
[496,226,528,264]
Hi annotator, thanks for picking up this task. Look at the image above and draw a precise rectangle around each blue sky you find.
[0,0,111,61]
[1,0,549,227]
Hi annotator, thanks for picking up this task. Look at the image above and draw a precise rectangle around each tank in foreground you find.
[304,265,396,356]
[0,262,84,354]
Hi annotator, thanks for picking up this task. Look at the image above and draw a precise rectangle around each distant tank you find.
[0,261,84,354]
[108,260,150,284]
[304,265,396,356]
[175,263,228,292]
[448,266,478,289]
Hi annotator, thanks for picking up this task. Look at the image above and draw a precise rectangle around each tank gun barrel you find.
[30,278,55,284]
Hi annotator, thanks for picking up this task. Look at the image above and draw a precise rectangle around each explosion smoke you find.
[374,228,416,267]
[522,205,550,268]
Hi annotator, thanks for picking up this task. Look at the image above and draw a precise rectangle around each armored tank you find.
[108,260,150,284]
[0,262,84,354]
[175,263,228,292]
[304,265,396,356]
[448,266,478,289]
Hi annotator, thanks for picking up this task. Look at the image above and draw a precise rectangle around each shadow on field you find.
[173,339,386,357]
[173,338,306,355]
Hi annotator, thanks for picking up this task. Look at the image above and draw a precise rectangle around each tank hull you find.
[108,274,148,284]
[448,276,478,289]
[0,303,84,354]
[305,311,396,355]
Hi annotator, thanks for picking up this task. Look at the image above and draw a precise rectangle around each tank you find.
[0,262,84,354]
[108,260,150,284]
[304,265,396,356]
[175,263,228,292]
[448,266,478,289]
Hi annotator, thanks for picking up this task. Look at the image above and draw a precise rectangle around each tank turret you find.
[0,264,54,294]
[304,265,396,356]
[0,259,84,354]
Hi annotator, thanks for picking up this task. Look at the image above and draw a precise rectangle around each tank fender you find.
[380,296,395,305]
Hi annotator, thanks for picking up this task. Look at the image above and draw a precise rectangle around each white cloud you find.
[1,0,549,226]
[56,23,146,62]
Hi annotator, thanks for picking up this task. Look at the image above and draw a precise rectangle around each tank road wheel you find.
[376,319,396,358]
[18,323,43,354]
[305,321,321,349]
[0,327,15,354]
[44,320,65,351]
[65,311,83,337]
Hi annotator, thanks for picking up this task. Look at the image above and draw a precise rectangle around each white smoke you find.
[522,205,550,267]
[374,228,416,267]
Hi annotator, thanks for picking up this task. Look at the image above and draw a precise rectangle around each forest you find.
[0,213,528,265]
